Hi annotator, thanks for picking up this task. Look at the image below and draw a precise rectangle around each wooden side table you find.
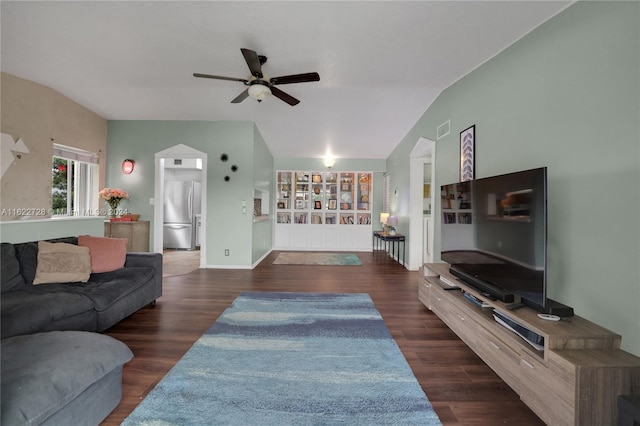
[104,220,150,252]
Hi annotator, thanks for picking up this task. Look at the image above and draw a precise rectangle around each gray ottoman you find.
[1,331,133,425]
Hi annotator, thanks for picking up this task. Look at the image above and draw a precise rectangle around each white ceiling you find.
[1,1,571,160]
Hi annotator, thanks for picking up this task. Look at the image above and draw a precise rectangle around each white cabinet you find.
[275,171,373,251]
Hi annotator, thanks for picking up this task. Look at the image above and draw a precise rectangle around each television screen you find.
[440,167,547,309]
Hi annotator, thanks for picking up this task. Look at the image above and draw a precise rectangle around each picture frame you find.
[277,201,285,209]
[314,200,322,209]
[328,199,337,210]
[460,125,475,182]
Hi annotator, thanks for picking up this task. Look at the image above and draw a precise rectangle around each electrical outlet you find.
[224,249,229,256]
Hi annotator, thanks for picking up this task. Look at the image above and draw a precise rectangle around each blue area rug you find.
[272,252,362,266]
[122,292,441,425]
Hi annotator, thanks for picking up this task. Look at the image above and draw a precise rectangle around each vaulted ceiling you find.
[1,1,571,159]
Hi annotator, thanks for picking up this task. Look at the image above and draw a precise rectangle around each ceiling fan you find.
[193,48,320,106]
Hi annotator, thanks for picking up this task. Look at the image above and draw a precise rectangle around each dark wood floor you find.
[102,250,544,425]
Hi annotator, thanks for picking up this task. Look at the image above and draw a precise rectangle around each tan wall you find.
[0,72,107,221]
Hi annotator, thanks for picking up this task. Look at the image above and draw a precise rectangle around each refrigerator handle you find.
[188,185,193,218]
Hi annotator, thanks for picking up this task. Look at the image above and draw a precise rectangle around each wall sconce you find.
[122,159,135,174]
[387,215,398,235]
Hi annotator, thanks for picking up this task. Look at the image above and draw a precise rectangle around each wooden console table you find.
[373,231,405,265]
[104,220,150,252]
[419,263,640,426]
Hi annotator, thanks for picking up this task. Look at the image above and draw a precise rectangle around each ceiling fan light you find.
[248,84,271,102]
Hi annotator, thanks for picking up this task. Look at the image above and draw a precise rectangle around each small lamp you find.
[379,212,389,231]
[122,159,135,174]
[387,215,398,235]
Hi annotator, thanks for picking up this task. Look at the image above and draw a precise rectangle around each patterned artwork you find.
[460,125,475,181]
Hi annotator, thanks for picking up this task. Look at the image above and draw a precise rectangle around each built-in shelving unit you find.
[419,262,640,426]
[275,171,372,251]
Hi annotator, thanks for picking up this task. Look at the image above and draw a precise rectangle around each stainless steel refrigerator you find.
[163,180,202,250]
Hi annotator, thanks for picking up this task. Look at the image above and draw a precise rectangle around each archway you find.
[409,137,436,270]
[154,144,208,268]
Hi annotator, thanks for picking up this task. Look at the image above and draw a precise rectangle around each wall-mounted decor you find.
[231,165,238,172]
[1,133,30,178]
[224,176,230,182]
[220,154,228,162]
[460,125,475,182]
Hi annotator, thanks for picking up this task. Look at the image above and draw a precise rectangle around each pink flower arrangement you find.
[98,188,129,210]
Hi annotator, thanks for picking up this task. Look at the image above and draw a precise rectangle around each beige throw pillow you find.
[33,241,92,285]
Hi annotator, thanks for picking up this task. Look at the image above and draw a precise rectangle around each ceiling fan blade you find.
[231,89,250,103]
[270,72,320,85]
[270,86,300,106]
[193,73,248,84]
[240,48,263,78]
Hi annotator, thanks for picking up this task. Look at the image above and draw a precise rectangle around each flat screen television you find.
[440,167,548,312]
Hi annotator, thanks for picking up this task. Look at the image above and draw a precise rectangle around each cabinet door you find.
[130,222,150,252]
[109,223,133,251]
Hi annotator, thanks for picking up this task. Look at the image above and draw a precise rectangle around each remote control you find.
[537,313,561,321]
[443,286,460,291]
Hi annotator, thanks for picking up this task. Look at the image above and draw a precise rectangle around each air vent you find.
[437,120,450,140]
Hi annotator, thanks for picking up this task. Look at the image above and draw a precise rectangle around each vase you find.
[107,201,120,218]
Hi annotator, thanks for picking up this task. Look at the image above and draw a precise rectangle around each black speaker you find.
[544,299,574,317]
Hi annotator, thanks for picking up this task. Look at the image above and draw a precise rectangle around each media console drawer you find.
[520,351,575,426]
[474,324,522,393]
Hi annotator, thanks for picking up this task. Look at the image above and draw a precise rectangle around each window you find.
[382,173,391,213]
[52,144,99,216]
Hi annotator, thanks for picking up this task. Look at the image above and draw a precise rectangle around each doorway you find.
[409,137,436,270]
[153,144,208,268]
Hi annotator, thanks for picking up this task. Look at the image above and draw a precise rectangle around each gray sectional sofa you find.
[1,236,163,425]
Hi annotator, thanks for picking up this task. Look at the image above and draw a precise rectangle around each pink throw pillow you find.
[78,235,127,273]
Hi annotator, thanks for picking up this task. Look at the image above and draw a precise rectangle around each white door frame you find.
[154,144,207,268]
[409,137,436,270]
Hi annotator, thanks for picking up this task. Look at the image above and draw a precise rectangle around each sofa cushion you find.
[1,331,133,426]
[14,241,38,284]
[1,243,25,293]
[14,238,79,285]
[33,241,92,285]
[1,291,96,338]
[78,235,127,273]
[32,266,155,313]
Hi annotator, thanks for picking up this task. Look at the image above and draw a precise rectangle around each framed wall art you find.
[460,125,475,182]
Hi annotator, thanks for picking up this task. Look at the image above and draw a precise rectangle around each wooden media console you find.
[419,263,640,426]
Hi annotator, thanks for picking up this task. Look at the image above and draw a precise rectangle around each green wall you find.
[0,217,104,243]
[106,120,273,267]
[388,1,640,355]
